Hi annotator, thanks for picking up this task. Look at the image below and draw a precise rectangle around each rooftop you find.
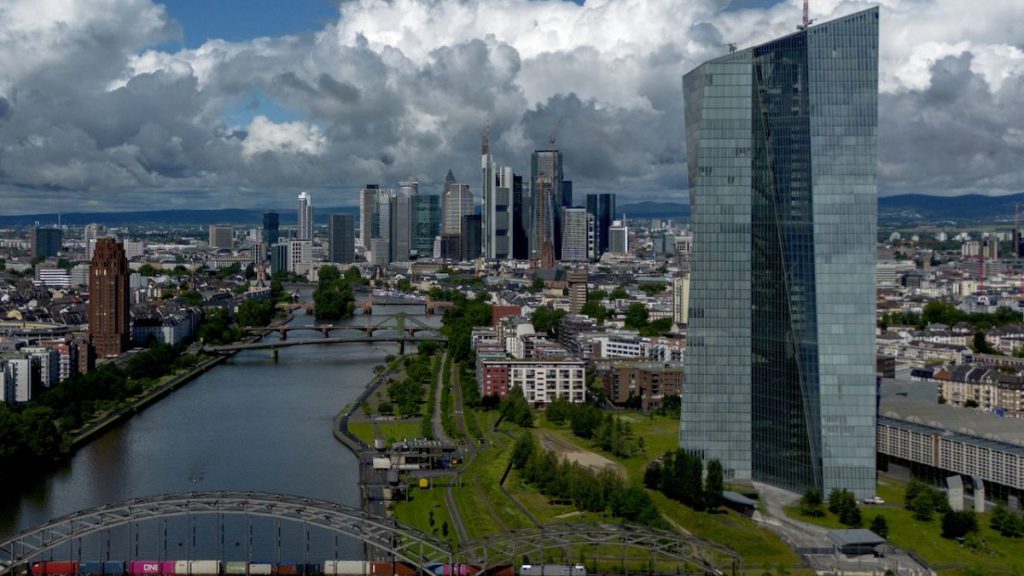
[879,395,1024,447]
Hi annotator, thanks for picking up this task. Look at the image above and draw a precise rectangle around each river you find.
[0,292,435,562]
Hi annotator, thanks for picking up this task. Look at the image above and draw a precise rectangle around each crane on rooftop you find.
[797,0,815,30]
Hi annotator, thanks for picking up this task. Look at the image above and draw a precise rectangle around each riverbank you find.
[69,308,296,452]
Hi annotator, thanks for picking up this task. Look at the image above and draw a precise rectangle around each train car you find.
[33,562,80,576]
[129,561,175,575]
[323,561,369,576]
[103,562,126,576]
[299,563,322,575]
[517,565,585,576]
[222,563,246,575]
[424,564,479,576]
[78,563,104,576]
[367,562,416,576]
[484,565,513,576]
[247,564,272,575]
[172,561,219,576]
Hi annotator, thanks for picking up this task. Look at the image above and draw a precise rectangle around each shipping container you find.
[37,562,80,576]
[78,562,104,575]
[301,563,322,576]
[488,565,513,576]
[368,562,415,576]
[323,561,368,576]
[129,561,169,575]
[248,564,272,575]
[277,565,299,576]
[190,561,219,576]
[224,562,247,575]
[103,562,126,576]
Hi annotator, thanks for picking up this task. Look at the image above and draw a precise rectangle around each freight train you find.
[20,562,526,576]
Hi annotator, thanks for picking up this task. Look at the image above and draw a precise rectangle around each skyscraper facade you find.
[88,238,129,358]
[298,192,313,241]
[208,224,233,250]
[442,177,473,236]
[262,212,280,247]
[329,214,355,264]
[586,193,616,256]
[561,208,590,262]
[84,223,107,260]
[32,227,63,259]
[681,8,878,498]
[360,185,380,248]
[511,175,530,260]
[608,220,628,255]
[481,135,514,261]
[390,182,417,261]
[531,150,562,267]
[461,214,482,260]
[412,195,441,257]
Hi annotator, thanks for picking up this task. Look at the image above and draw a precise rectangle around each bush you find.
[941,510,979,539]
[799,489,825,518]
[991,503,1024,537]
[870,514,889,539]
[828,489,862,527]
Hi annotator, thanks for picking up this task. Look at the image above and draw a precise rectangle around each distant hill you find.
[3,193,1021,228]
[617,201,690,218]
[0,207,359,227]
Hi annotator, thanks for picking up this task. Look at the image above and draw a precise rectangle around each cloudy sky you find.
[1,0,1022,214]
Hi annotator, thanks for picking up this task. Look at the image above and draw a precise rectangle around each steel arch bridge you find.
[0,493,742,576]
[0,492,453,576]
[460,523,742,576]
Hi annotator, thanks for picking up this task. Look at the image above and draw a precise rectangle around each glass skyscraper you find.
[681,8,878,498]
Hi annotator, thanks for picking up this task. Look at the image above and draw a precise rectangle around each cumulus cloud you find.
[0,0,1023,213]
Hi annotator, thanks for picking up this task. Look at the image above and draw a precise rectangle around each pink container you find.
[129,562,175,575]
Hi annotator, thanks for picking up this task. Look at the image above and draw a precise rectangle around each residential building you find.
[598,361,683,409]
[329,214,355,264]
[567,269,588,314]
[37,268,71,288]
[672,275,690,325]
[38,338,79,382]
[88,238,130,358]
[0,357,31,404]
[289,240,312,274]
[681,8,879,497]
[208,224,233,250]
[586,193,616,256]
[477,358,586,404]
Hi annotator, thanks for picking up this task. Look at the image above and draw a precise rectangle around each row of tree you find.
[438,290,493,363]
[511,432,666,528]
[546,398,645,458]
[313,266,363,321]
[0,344,198,489]
[879,300,1022,331]
[386,351,435,417]
[643,449,723,512]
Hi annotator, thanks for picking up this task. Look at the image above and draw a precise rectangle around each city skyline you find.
[1,0,1022,215]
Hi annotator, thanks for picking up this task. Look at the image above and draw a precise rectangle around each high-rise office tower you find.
[442,172,473,235]
[329,214,355,264]
[412,195,441,258]
[681,8,878,498]
[32,227,63,259]
[561,180,573,210]
[511,175,529,260]
[270,242,290,275]
[481,135,514,260]
[88,238,129,358]
[208,224,234,250]
[390,182,417,261]
[84,223,107,260]
[561,208,590,262]
[298,192,313,240]
[586,193,617,256]
[262,212,280,247]
[672,275,690,325]
[360,185,380,248]
[531,149,562,267]
[375,189,394,261]
[289,240,312,274]
[608,220,628,255]
[461,214,482,260]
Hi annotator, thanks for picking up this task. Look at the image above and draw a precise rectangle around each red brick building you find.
[88,238,130,358]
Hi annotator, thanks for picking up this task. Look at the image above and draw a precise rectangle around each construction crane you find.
[724,42,737,53]
[549,116,562,147]
[797,0,815,30]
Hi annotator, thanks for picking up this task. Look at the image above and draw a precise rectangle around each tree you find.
[991,503,1024,537]
[138,263,159,277]
[623,303,650,330]
[499,387,534,427]
[870,515,890,539]
[609,287,628,300]
[531,307,567,337]
[704,459,724,510]
[511,432,536,469]
[941,510,979,539]
[530,278,545,292]
[638,283,666,296]
[826,489,861,527]
[972,331,996,354]
[800,489,825,518]
[911,492,936,521]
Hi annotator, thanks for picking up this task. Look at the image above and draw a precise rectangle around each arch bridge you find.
[0,493,741,575]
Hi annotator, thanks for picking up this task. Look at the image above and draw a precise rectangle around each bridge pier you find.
[278,328,287,341]
[269,349,278,362]
[399,341,405,355]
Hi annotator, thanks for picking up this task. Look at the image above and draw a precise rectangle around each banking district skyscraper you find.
[681,8,878,498]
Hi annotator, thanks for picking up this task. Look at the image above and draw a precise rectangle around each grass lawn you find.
[535,411,803,571]
[451,414,535,538]
[391,484,456,547]
[347,421,376,446]
[785,475,1024,575]
[348,418,426,447]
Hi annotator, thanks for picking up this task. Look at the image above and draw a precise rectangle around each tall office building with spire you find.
[681,7,879,498]
[481,134,513,260]
[531,149,562,268]
[442,170,473,236]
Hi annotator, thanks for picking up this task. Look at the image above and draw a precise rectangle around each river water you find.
[0,293,434,562]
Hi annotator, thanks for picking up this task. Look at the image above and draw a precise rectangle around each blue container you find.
[79,563,103,576]
[103,563,126,576]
